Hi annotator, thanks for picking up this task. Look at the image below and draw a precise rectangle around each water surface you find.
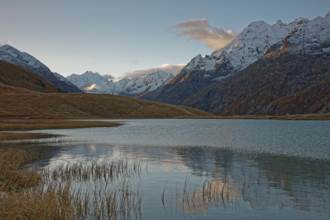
[32,119,330,219]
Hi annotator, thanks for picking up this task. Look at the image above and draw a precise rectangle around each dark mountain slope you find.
[183,54,330,115]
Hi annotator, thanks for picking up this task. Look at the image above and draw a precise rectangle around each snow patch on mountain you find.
[179,16,309,79]
[0,45,45,70]
[66,68,177,96]
[0,44,81,92]
[67,71,117,94]
[284,13,330,55]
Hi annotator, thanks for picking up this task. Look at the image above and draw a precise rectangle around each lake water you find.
[32,119,330,219]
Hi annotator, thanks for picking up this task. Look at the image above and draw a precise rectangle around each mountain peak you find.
[290,17,309,25]
[83,71,100,75]
[246,20,269,28]
[274,20,283,25]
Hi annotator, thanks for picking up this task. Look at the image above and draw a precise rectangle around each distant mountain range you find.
[0,44,81,93]
[0,43,182,97]
[143,12,330,115]
[65,64,183,97]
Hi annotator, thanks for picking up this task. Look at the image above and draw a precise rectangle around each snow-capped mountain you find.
[66,69,176,97]
[150,16,309,104]
[67,71,116,94]
[120,70,175,96]
[182,12,330,115]
[180,17,309,77]
[0,44,81,93]
[52,72,82,91]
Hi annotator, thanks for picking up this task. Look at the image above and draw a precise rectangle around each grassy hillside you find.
[0,60,59,93]
[0,82,210,119]
[0,61,210,119]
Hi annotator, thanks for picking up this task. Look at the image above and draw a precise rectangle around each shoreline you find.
[0,113,329,133]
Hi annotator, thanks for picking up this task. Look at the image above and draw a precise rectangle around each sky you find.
[0,0,329,77]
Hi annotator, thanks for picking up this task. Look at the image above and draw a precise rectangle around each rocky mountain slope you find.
[146,16,309,104]
[183,12,330,115]
[66,69,176,97]
[0,45,81,93]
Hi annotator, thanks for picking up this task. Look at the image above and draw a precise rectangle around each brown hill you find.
[0,82,210,119]
[183,54,330,115]
[0,60,59,93]
[0,61,210,119]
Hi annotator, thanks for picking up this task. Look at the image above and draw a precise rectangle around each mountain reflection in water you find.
[32,119,329,219]
[39,144,329,219]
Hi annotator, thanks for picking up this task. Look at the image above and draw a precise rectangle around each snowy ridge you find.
[120,70,174,95]
[281,12,330,55]
[180,17,309,79]
[66,70,175,96]
[67,71,116,94]
[0,44,81,92]
[0,45,43,69]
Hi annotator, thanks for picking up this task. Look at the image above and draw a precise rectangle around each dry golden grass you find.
[0,149,41,192]
[0,119,121,131]
[0,82,210,119]
[0,61,59,93]
[0,149,144,219]
[0,132,57,142]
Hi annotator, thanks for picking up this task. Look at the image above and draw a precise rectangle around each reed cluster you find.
[43,159,142,183]
[0,149,143,219]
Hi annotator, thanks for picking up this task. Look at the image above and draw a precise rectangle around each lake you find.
[31,119,330,219]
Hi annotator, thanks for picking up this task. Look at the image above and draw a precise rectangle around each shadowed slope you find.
[0,60,59,93]
[183,54,330,115]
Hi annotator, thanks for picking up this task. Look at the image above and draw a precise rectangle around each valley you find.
[0,5,329,220]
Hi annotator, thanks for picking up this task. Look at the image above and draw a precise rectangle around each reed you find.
[0,149,144,219]
[43,159,142,183]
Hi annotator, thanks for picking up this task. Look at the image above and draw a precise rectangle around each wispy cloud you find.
[172,18,236,50]
[124,64,185,78]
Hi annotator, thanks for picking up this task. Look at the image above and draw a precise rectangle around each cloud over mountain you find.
[123,64,185,78]
[172,18,236,50]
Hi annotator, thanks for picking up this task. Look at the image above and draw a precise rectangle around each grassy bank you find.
[0,117,145,219]
[0,119,121,131]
